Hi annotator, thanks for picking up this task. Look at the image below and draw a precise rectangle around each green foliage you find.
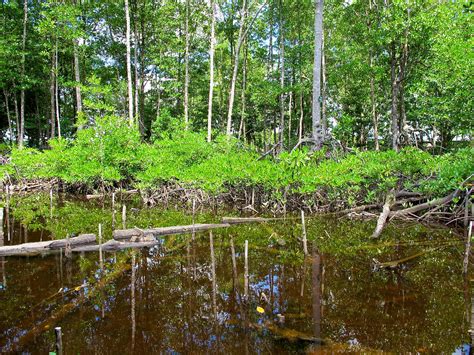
[2,114,472,207]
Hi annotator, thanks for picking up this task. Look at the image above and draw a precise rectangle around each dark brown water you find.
[0,194,471,353]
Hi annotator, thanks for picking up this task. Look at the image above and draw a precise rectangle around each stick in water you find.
[301,210,308,255]
[122,205,127,229]
[50,188,53,219]
[463,221,473,274]
[99,223,103,271]
[244,240,249,300]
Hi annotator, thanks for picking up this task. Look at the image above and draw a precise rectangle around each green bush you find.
[1,117,472,207]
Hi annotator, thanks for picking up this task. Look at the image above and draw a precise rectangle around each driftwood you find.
[113,223,230,241]
[371,192,395,239]
[0,234,96,257]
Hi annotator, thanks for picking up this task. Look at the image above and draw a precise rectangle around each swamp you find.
[0,0,473,352]
[0,193,472,353]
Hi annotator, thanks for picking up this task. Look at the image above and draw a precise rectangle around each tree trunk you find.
[390,43,399,151]
[55,40,61,138]
[226,0,247,137]
[370,53,379,151]
[321,30,327,138]
[184,0,190,130]
[278,0,285,149]
[3,90,13,145]
[19,0,28,148]
[238,39,248,141]
[133,7,140,130]
[311,0,324,150]
[13,92,19,142]
[73,40,83,128]
[50,49,55,139]
[207,0,216,142]
[125,0,134,125]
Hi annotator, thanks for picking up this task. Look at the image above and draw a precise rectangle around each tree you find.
[311,0,324,150]
[207,0,216,142]
[125,0,134,126]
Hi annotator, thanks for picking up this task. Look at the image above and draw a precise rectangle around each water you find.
[0,193,470,353]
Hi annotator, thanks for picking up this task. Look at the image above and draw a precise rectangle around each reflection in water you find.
[131,252,136,352]
[312,245,322,346]
[0,197,470,353]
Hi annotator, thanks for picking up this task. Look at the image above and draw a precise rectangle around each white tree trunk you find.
[125,0,134,126]
[311,0,324,150]
[73,40,83,126]
[184,0,190,130]
[207,0,216,142]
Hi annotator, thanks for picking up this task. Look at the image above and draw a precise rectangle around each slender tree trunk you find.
[321,31,327,137]
[55,40,61,138]
[278,0,285,149]
[19,0,28,148]
[184,0,190,130]
[50,49,56,139]
[390,43,399,151]
[226,0,247,136]
[311,0,324,150]
[3,90,13,145]
[133,9,140,129]
[207,0,216,142]
[125,0,134,125]
[13,92,20,142]
[370,53,379,150]
[238,39,248,141]
[73,40,83,127]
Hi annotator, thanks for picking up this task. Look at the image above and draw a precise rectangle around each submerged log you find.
[222,217,281,224]
[0,234,96,257]
[113,223,230,241]
[73,239,158,252]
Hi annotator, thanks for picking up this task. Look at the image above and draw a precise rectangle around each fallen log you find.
[221,217,282,224]
[372,247,439,270]
[73,239,158,252]
[390,190,460,219]
[49,234,96,249]
[0,234,97,257]
[113,223,230,241]
[371,192,395,239]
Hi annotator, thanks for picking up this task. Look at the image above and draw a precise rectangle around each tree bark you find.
[226,0,247,137]
[184,0,190,130]
[125,0,134,125]
[238,39,248,141]
[207,0,216,142]
[18,0,28,148]
[50,49,56,139]
[3,90,13,144]
[73,40,83,128]
[55,40,61,138]
[311,0,324,150]
[133,4,140,130]
[278,0,285,149]
[390,43,399,151]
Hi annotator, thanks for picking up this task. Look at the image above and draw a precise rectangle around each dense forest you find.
[0,0,472,218]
